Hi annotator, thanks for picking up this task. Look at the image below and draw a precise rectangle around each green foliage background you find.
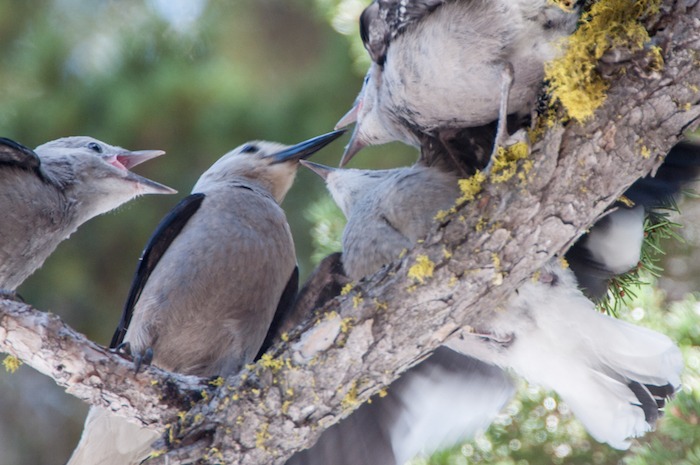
[0,1,698,464]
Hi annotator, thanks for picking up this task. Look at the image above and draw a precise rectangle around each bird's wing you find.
[0,137,42,177]
[566,140,700,300]
[287,348,514,465]
[360,0,445,65]
[254,265,299,360]
[110,193,206,348]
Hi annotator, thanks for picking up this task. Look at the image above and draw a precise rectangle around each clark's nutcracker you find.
[292,157,684,464]
[335,0,581,166]
[0,136,175,292]
[67,130,346,465]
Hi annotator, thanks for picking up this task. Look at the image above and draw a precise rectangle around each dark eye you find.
[87,142,103,153]
[241,144,258,154]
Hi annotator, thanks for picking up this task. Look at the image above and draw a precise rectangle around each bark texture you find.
[1,1,700,464]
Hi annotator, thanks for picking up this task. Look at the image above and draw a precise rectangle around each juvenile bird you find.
[336,0,581,166]
[292,158,683,464]
[67,130,345,465]
[0,136,175,292]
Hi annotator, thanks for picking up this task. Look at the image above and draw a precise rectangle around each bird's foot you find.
[472,330,514,346]
[134,348,154,374]
[112,342,132,359]
[483,129,531,177]
[0,289,25,303]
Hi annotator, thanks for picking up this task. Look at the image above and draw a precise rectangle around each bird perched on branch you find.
[291,148,687,464]
[67,130,346,465]
[336,0,581,167]
[0,136,175,292]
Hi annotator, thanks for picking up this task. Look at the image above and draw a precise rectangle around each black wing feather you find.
[110,193,206,348]
[255,266,299,360]
[0,137,42,176]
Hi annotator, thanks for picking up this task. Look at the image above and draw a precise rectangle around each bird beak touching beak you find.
[299,160,337,181]
[339,126,367,168]
[270,129,347,164]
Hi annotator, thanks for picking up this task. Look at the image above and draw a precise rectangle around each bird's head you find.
[336,64,397,167]
[35,136,176,220]
[300,160,392,218]
[192,130,346,204]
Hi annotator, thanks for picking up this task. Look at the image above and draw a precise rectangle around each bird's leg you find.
[0,289,25,303]
[472,331,514,346]
[483,62,524,176]
[133,348,154,374]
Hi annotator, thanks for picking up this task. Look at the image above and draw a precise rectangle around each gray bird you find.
[291,160,683,464]
[336,0,581,166]
[0,136,175,292]
[67,130,346,465]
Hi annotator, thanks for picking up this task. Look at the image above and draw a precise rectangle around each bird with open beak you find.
[0,136,175,292]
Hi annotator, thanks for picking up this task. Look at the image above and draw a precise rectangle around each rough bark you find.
[1,1,700,464]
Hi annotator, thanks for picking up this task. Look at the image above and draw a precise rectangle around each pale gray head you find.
[192,130,346,204]
[34,136,176,222]
[300,160,393,217]
[336,64,399,167]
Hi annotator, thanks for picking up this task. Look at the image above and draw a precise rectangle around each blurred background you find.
[0,1,698,464]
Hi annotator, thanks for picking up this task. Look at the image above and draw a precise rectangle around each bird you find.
[0,136,175,293]
[566,140,700,300]
[336,0,582,167]
[299,160,460,280]
[289,153,686,464]
[66,130,346,465]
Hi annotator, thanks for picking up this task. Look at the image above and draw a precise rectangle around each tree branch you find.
[1,1,699,464]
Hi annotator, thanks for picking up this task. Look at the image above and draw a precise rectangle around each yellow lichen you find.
[475,217,487,232]
[491,253,501,270]
[286,387,294,396]
[177,411,187,421]
[353,295,364,308]
[490,142,530,183]
[150,380,159,386]
[281,332,289,342]
[560,257,570,269]
[408,255,435,284]
[255,422,269,449]
[259,353,284,372]
[434,206,457,221]
[340,317,355,333]
[341,380,359,410]
[281,400,292,415]
[236,416,244,425]
[3,355,21,373]
[531,270,542,283]
[378,388,388,398]
[374,298,388,311]
[545,0,661,122]
[209,377,225,387]
[457,172,486,203]
[194,414,204,423]
[448,276,458,287]
[406,285,418,293]
[200,390,209,401]
[443,248,453,259]
[617,195,635,207]
[340,283,354,295]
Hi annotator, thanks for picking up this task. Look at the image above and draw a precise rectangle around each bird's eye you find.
[87,142,103,153]
[241,144,258,154]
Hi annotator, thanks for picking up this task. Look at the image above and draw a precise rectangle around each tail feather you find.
[67,406,159,465]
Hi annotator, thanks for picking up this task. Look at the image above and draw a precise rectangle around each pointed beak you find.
[339,127,367,167]
[299,160,337,181]
[125,171,178,195]
[114,149,166,170]
[270,129,347,164]
[335,104,359,130]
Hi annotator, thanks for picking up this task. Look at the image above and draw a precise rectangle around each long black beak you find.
[270,129,347,164]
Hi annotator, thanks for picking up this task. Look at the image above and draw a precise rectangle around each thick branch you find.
[0,299,206,429]
[1,2,699,464]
